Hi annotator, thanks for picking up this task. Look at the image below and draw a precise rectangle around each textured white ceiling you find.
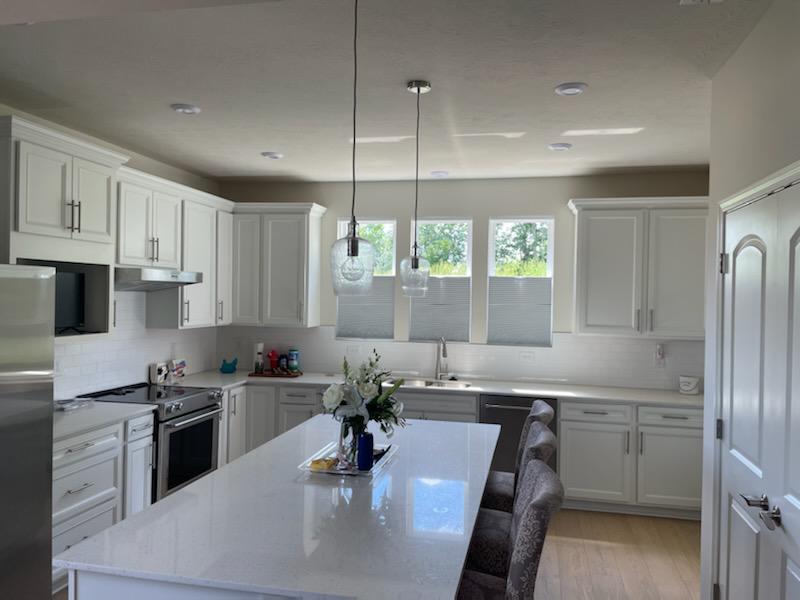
[0,0,769,181]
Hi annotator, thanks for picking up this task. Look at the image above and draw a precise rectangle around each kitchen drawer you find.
[126,413,154,442]
[53,447,120,524]
[560,401,633,424]
[394,392,478,415]
[279,386,322,405]
[638,406,703,428]
[52,498,117,557]
[54,423,123,471]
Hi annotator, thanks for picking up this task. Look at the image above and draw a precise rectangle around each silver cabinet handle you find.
[661,414,689,420]
[625,431,630,454]
[218,300,223,322]
[112,300,117,328]
[635,308,641,332]
[67,201,78,232]
[582,410,609,416]
[183,300,190,323]
[284,393,308,399]
[65,536,89,550]
[65,441,94,454]
[231,394,237,415]
[639,431,644,455]
[649,308,654,332]
[65,481,94,495]
[740,494,770,510]
[130,425,150,434]
[166,407,223,429]
[484,404,532,411]
[150,238,157,261]
[155,237,160,262]
[76,201,82,233]
[759,506,782,530]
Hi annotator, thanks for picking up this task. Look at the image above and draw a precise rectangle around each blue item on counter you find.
[278,354,288,370]
[357,432,374,471]
[287,349,300,372]
[219,358,238,374]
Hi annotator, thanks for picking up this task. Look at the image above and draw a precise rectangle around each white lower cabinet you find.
[636,425,702,509]
[278,401,320,435]
[246,386,277,451]
[123,436,153,519]
[227,386,248,462]
[559,420,634,504]
[394,392,478,423]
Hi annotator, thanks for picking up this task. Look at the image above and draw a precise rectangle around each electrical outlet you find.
[654,343,666,368]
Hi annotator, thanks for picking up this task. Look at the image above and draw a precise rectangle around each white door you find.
[152,191,181,268]
[71,158,115,244]
[262,214,306,327]
[637,425,702,508]
[216,211,233,325]
[17,141,73,238]
[576,209,645,335]
[278,402,318,434]
[227,387,248,462]
[245,386,277,451]
[123,436,153,519]
[181,201,217,327]
[232,214,262,325]
[118,182,153,266]
[646,209,707,338]
[559,420,634,504]
[718,186,800,599]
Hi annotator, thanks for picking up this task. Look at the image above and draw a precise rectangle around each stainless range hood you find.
[115,267,203,292]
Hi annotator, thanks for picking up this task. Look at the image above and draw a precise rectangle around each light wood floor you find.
[534,509,701,600]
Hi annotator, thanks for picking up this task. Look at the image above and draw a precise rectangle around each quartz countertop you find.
[179,370,704,408]
[54,415,501,599]
[53,401,155,442]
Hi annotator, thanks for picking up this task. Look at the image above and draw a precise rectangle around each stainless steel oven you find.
[156,402,222,500]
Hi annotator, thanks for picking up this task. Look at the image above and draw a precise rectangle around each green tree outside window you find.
[492,221,550,277]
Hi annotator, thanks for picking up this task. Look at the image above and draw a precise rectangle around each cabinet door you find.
[17,140,72,238]
[181,201,217,327]
[216,211,233,325]
[278,402,319,434]
[152,192,182,268]
[559,420,634,504]
[232,214,262,325]
[227,387,248,462]
[118,182,153,266]
[576,209,645,335]
[646,209,706,338]
[636,425,702,509]
[262,214,306,326]
[72,158,114,244]
[123,436,153,519]
[246,386,277,451]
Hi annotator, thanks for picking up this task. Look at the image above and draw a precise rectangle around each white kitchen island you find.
[54,416,500,600]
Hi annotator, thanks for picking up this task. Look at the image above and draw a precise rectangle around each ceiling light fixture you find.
[554,82,588,97]
[400,80,433,299]
[563,127,644,136]
[430,170,449,178]
[170,103,201,115]
[330,0,375,296]
[260,151,284,159]
[548,143,573,152]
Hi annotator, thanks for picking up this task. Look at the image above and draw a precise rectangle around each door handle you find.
[635,308,641,332]
[759,506,782,531]
[639,431,644,455]
[112,299,117,328]
[231,394,237,415]
[165,407,223,429]
[67,201,78,232]
[218,300,223,322]
[151,238,157,261]
[649,308,654,332]
[582,409,609,416]
[76,201,82,233]
[739,494,770,510]
[625,430,630,455]
[484,404,533,411]
[154,237,160,262]
[183,300,190,323]
[65,481,94,495]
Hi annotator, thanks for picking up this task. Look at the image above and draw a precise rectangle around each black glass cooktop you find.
[78,382,210,404]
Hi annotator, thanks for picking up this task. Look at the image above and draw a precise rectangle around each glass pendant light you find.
[400,80,432,298]
[331,0,375,296]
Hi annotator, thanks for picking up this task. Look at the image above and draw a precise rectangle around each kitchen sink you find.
[387,378,471,389]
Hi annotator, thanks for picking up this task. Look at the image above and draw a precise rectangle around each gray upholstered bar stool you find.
[481,400,555,513]
[458,459,564,600]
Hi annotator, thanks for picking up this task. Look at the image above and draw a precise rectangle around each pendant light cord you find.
[350,0,358,224]
[413,84,421,256]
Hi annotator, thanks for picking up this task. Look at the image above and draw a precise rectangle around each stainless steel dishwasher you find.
[479,395,557,473]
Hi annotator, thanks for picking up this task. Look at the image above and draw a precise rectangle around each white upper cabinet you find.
[646,209,706,338]
[17,141,73,239]
[232,204,326,328]
[216,211,233,325]
[118,183,181,268]
[181,200,217,328]
[152,192,181,269]
[72,158,115,244]
[571,198,707,339]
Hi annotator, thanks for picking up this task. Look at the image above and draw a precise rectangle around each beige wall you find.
[221,170,708,337]
[0,103,219,194]
[710,0,800,203]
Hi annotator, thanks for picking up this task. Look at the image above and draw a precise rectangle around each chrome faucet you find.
[435,337,448,380]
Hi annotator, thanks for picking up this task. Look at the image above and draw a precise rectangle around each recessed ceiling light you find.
[563,127,644,136]
[430,170,449,178]
[554,82,588,97]
[548,143,573,152]
[170,103,201,115]
[260,151,284,160]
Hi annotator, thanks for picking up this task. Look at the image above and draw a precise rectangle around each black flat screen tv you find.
[55,271,85,332]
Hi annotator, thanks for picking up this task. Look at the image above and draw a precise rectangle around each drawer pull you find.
[65,441,95,454]
[484,404,532,412]
[130,425,151,434]
[661,414,689,420]
[582,410,609,416]
[284,393,308,398]
[65,482,95,496]
[65,536,89,550]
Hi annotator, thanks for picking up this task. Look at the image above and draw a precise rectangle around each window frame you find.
[411,218,473,277]
[337,218,397,277]
[487,217,554,278]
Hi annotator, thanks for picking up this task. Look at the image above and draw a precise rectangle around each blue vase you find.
[357,432,374,471]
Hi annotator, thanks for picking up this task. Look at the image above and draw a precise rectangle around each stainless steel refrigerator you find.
[0,265,55,599]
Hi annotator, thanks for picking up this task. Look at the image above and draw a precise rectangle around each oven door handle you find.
[165,407,223,429]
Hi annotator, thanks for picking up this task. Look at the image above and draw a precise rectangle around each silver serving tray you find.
[298,441,398,477]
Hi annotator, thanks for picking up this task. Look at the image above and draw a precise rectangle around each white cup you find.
[679,375,701,395]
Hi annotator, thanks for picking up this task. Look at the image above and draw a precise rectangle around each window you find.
[409,219,472,342]
[487,219,553,346]
[336,220,395,339]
